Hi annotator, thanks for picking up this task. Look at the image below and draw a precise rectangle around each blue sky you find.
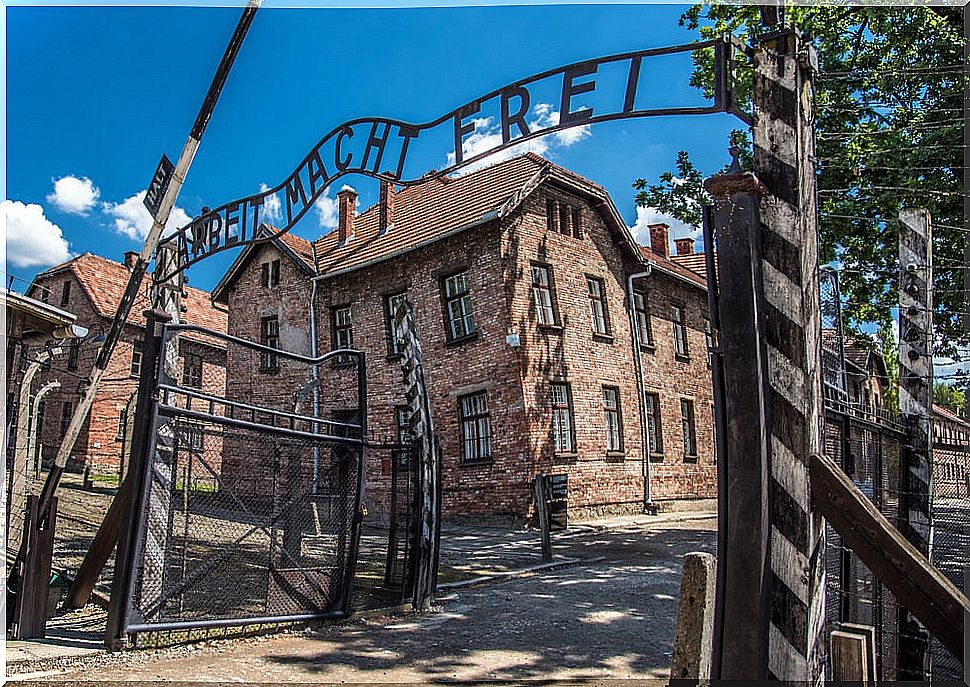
[5,3,744,293]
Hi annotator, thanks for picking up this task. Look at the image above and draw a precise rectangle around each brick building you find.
[24,252,228,478]
[213,153,715,518]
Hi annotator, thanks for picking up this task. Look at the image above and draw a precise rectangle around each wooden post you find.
[706,27,826,681]
[705,164,771,680]
[670,552,716,681]
[534,475,552,562]
[896,208,934,679]
[105,309,169,650]
[751,28,826,683]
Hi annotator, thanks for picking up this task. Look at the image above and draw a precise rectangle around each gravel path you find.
[15,518,716,683]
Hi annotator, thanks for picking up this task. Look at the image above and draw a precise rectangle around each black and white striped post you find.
[752,28,826,683]
[707,27,825,682]
[896,208,934,680]
[393,297,441,611]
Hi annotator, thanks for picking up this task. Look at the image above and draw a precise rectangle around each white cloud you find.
[447,103,592,175]
[259,183,282,224]
[314,185,357,230]
[46,175,100,215]
[102,190,192,240]
[629,205,699,252]
[2,200,73,268]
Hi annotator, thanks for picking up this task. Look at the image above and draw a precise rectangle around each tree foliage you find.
[934,382,967,415]
[635,6,965,359]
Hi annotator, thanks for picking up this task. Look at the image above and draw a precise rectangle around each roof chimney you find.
[337,187,357,246]
[124,250,139,271]
[648,223,669,258]
[379,180,395,234]
[674,238,694,256]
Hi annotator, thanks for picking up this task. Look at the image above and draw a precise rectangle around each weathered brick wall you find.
[222,183,717,518]
[506,187,715,515]
[24,269,228,481]
[221,243,314,499]
[313,223,523,519]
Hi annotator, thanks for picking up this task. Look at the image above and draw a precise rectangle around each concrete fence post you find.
[671,551,716,681]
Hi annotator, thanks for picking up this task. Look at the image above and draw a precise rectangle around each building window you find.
[546,198,558,233]
[60,400,73,439]
[603,387,623,452]
[587,277,610,336]
[60,280,71,307]
[531,264,558,326]
[182,423,205,450]
[184,353,203,388]
[546,198,582,239]
[442,271,475,341]
[260,316,280,371]
[261,259,281,287]
[459,392,492,462]
[116,406,127,441]
[645,392,663,455]
[633,291,653,347]
[672,305,689,358]
[67,339,80,370]
[681,399,697,458]
[38,284,50,304]
[130,340,143,377]
[551,382,575,454]
[385,292,407,357]
[332,306,353,364]
[36,400,46,439]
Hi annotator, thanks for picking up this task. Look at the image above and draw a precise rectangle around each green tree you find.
[635,6,965,359]
[934,381,967,415]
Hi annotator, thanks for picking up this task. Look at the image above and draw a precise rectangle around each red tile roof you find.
[35,253,227,344]
[638,246,707,289]
[275,230,316,271]
[312,154,553,277]
[671,252,709,279]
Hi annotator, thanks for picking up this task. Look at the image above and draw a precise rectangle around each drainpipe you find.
[309,279,320,493]
[627,266,653,509]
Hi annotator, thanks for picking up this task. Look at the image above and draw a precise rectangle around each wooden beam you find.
[810,451,968,659]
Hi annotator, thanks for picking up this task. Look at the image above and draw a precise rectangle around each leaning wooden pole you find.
[53,1,261,611]
[896,208,934,679]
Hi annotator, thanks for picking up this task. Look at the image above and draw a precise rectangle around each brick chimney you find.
[648,223,669,258]
[379,180,395,234]
[123,250,139,270]
[337,187,357,245]
[674,238,694,256]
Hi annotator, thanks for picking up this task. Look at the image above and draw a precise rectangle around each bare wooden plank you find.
[810,451,968,658]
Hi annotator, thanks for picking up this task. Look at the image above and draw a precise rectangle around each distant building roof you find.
[4,289,84,339]
[34,253,227,343]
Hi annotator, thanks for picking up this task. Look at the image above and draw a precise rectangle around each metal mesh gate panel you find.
[123,323,367,634]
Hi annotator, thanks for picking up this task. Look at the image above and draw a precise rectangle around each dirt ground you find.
[13,518,716,684]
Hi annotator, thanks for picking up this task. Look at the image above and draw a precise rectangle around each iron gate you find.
[116,322,369,635]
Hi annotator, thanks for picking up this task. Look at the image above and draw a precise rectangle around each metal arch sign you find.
[158,37,749,280]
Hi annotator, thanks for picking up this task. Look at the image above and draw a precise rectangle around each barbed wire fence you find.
[815,47,968,681]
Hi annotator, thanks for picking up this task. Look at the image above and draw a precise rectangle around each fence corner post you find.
[671,551,716,681]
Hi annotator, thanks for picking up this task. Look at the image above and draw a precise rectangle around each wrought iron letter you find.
[501,85,531,144]
[560,63,597,124]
